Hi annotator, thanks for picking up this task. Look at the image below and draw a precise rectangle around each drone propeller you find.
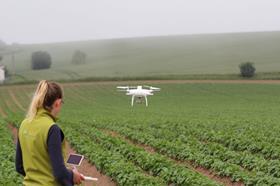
[117,86,138,90]
[150,86,160,91]
[117,89,128,92]
[144,85,160,91]
[117,86,129,89]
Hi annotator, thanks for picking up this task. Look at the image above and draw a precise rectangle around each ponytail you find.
[26,80,63,121]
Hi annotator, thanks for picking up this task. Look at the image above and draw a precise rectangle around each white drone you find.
[117,85,160,106]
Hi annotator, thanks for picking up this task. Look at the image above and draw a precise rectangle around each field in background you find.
[1,31,280,83]
[1,81,280,185]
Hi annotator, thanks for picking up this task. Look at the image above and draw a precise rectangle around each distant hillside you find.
[1,31,280,83]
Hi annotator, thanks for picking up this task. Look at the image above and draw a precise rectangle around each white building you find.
[0,65,5,84]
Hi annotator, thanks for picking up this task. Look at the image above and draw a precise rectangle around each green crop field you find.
[1,31,280,83]
[1,81,280,185]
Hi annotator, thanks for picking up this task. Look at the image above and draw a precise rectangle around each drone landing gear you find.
[131,96,148,107]
[131,95,135,106]
[144,96,148,107]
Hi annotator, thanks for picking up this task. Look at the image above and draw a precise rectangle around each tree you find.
[239,62,256,78]
[31,51,52,70]
[71,50,87,65]
[0,56,2,61]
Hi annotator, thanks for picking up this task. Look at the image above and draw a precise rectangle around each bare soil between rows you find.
[7,123,116,186]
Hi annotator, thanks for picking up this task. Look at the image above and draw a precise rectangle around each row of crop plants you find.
[62,120,221,186]
[146,119,280,160]
[124,121,280,178]
[0,118,22,185]
[63,123,166,185]
[0,86,24,184]
[87,120,280,186]
[137,120,280,179]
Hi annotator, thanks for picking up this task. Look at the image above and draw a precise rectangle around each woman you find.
[16,80,84,185]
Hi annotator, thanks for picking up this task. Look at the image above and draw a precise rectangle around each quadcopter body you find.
[117,85,160,106]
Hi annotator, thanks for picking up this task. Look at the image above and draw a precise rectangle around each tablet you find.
[66,153,84,166]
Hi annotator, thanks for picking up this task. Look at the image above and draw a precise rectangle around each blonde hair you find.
[26,80,63,121]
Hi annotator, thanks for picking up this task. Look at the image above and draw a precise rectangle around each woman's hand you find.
[72,167,85,184]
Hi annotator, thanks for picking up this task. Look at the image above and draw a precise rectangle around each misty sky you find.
[1,0,280,44]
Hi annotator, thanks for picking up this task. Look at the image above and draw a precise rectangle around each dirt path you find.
[103,129,244,186]
[7,123,116,186]
[62,79,280,87]
[2,79,280,90]
[65,142,116,186]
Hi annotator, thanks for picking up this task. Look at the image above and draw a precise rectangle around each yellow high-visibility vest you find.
[19,108,66,186]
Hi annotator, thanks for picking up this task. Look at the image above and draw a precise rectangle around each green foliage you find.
[71,50,87,65]
[239,62,256,77]
[0,120,22,185]
[31,51,52,70]
[65,126,165,186]
[66,122,219,185]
